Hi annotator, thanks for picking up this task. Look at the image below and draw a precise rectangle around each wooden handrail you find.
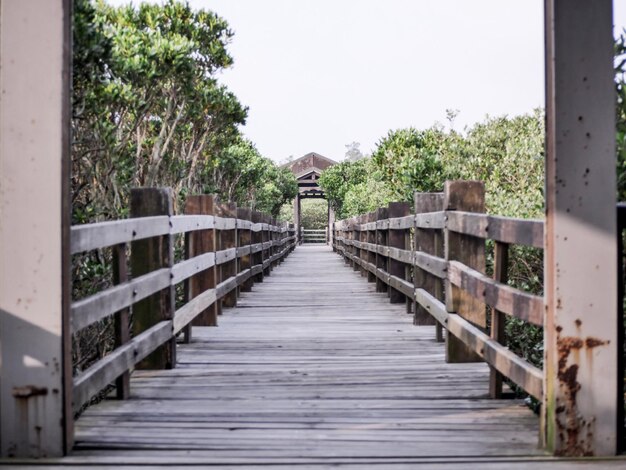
[70,189,296,412]
[332,181,544,400]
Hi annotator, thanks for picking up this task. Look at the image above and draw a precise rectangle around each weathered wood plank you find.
[73,321,173,412]
[215,247,237,265]
[448,261,543,326]
[169,215,215,234]
[65,245,551,468]
[70,216,170,254]
[71,268,170,333]
[415,288,449,326]
[415,211,446,229]
[447,314,543,399]
[173,288,217,334]
[171,252,216,285]
[214,216,237,231]
[446,211,543,248]
[414,250,447,279]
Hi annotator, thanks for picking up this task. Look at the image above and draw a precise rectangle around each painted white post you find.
[0,0,72,457]
[543,0,618,456]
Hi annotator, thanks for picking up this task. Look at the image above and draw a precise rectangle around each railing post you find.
[388,202,411,304]
[221,202,238,308]
[186,194,218,327]
[375,207,389,293]
[252,211,264,283]
[290,223,297,253]
[237,208,253,293]
[367,212,377,283]
[359,215,368,277]
[413,193,445,341]
[271,217,278,269]
[352,216,360,272]
[489,241,509,398]
[263,215,272,276]
[130,187,176,369]
[443,180,486,363]
[112,244,131,397]
[342,219,352,266]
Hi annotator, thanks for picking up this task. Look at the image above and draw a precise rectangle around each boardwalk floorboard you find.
[8,246,625,468]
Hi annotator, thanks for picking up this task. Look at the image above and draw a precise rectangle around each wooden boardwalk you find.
[15,245,625,468]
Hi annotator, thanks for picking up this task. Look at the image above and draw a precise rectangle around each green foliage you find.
[318,158,392,219]
[300,199,329,229]
[71,1,297,386]
[453,111,545,219]
[207,138,297,216]
[318,159,367,217]
[279,199,330,230]
[72,0,294,223]
[371,127,452,201]
[322,112,546,377]
[322,111,545,223]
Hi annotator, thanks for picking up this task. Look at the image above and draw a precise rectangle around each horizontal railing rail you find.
[70,189,296,413]
[301,228,328,244]
[332,181,543,400]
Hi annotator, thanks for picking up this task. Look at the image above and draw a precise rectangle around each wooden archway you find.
[282,152,337,243]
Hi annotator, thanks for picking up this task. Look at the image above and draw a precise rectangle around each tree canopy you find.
[73,0,296,222]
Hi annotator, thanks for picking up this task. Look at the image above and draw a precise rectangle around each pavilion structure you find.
[283,152,337,243]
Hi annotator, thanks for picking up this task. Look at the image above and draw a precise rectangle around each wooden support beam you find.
[185,195,218,327]
[251,211,264,283]
[112,244,131,398]
[367,212,377,283]
[413,193,444,330]
[130,188,176,370]
[238,208,253,292]
[388,202,411,304]
[0,0,72,457]
[220,203,238,308]
[263,214,272,276]
[294,195,301,244]
[444,181,486,363]
[489,242,509,399]
[375,208,389,293]
[543,0,618,456]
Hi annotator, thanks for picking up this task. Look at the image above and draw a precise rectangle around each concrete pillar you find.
[543,0,618,456]
[0,0,72,457]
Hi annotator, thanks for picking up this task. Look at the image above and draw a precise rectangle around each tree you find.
[371,127,452,202]
[72,0,247,221]
[344,141,365,161]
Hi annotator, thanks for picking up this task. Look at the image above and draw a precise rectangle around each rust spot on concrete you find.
[12,385,48,398]
[554,329,610,456]
[584,337,608,349]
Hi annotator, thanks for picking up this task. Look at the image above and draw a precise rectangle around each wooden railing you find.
[70,189,296,412]
[302,228,328,244]
[332,180,543,399]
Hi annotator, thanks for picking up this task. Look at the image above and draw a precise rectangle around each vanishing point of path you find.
[17,246,626,468]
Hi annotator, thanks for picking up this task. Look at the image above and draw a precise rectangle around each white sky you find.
[107,0,626,162]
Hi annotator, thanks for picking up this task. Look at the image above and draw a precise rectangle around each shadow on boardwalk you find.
[14,246,626,468]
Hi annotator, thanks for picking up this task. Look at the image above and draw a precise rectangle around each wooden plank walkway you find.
[12,245,626,468]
